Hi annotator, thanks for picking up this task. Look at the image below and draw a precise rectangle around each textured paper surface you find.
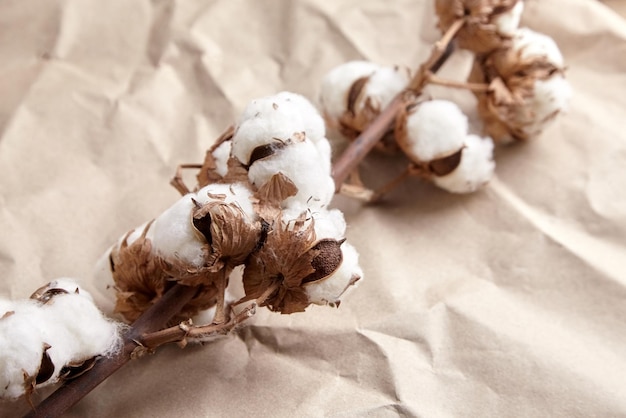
[1,0,626,416]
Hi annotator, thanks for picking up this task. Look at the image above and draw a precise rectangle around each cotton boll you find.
[493,1,524,36]
[314,137,333,175]
[232,112,300,166]
[305,242,362,306]
[273,91,326,143]
[212,139,232,177]
[522,75,572,137]
[36,291,122,386]
[0,300,45,399]
[362,66,410,112]
[152,194,206,267]
[248,139,335,210]
[312,208,347,240]
[195,182,257,220]
[319,60,381,119]
[432,135,495,193]
[233,92,326,165]
[513,28,564,68]
[401,100,468,162]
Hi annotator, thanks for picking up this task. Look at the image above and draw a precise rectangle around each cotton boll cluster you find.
[470,27,572,143]
[96,91,362,331]
[395,99,495,193]
[0,279,121,400]
[320,60,410,152]
[435,0,524,54]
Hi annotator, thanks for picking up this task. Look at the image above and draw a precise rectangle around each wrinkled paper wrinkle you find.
[1,1,626,417]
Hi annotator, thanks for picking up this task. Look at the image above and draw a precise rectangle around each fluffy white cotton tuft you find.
[403,100,468,162]
[493,1,524,36]
[522,75,573,137]
[232,92,327,165]
[305,242,362,306]
[212,140,232,177]
[319,60,381,118]
[247,138,335,210]
[194,183,256,219]
[0,280,122,400]
[513,28,564,68]
[432,135,495,193]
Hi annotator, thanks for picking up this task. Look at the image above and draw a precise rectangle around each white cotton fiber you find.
[513,28,564,68]
[0,300,44,399]
[233,92,327,165]
[194,182,257,220]
[0,280,122,400]
[152,194,207,267]
[493,1,524,36]
[319,60,381,119]
[311,208,347,240]
[305,242,362,306]
[521,75,573,137]
[362,66,410,112]
[212,139,232,177]
[404,100,468,162]
[432,135,495,193]
[247,138,335,210]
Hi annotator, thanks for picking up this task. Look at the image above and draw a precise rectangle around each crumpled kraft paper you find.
[1,0,626,416]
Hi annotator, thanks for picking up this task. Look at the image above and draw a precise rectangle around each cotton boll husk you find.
[305,242,362,306]
[432,135,495,193]
[493,0,524,36]
[319,60,381,119]
[0,300,45,399]
[401,100,468,162]
[212,139,232,177]
[91,221,153,314]
[248,139,335,210]
[512,27,564,68]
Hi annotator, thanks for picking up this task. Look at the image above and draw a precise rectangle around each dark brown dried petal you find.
[35,344,55,385]
[429,147,464,176]
[435,0,519,54]
[302,239,345,284]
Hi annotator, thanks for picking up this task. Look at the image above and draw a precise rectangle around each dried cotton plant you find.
[326,0,571,200]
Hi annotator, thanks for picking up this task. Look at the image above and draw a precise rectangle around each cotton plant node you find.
[0,279,122,402]
[325,0,570,201]
[95,91,362,347]
[435,0,524,54]
[469,27,572,143]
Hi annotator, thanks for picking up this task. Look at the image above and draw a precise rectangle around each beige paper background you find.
[1,0,626,416]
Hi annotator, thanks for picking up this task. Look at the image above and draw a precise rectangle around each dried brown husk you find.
[435,0,519,53]
[242,213,344,314]
[335,75,400,154]
[109,221,171,322]
[394,101,464,178]
[470,48,564,142]
[196,126,248,188]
